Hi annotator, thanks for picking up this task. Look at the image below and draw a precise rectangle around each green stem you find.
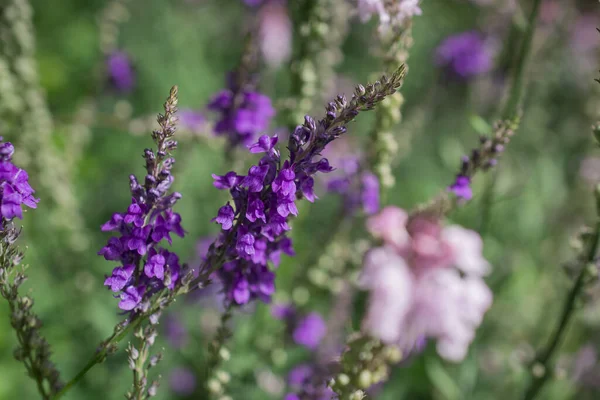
[523,217,600,400]
[502,0,542,119]
[52,316,145,400]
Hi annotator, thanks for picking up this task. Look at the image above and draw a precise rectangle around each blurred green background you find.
[1,0,600,399]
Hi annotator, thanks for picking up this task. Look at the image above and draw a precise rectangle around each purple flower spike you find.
[448,175,473,200]
[99,88,185,311]
[0,141,39,220]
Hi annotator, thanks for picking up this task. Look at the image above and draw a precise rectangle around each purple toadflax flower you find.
[208,73,275,150]
[99,87,185,311]
[206,68,405,306]
[107,51,135,92]
[435,31,493,79]
[0,139,39,220]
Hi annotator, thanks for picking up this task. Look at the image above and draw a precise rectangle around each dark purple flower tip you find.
[118,285,145,311]
[107,51,135,92]
[248,134,278,154]
[212,171,241,190]
[292,312,327,350]
[169,367,197,395]
[104,264,135,292]
[448,175,473,200]
[213,203,235,230]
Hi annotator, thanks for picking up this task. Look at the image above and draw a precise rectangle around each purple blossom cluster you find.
[208,79,275,149]
[0,138,38,220]
[107,51,136,92]
[435,31,493,79]
[99,88,185,311]
[208,70,405,306]
[327,156,380,215]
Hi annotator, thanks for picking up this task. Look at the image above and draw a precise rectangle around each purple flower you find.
[164,315,188,349]
[213,203,235,230]
[107,51,135,92]
[242,164,270,192]
[169,367,196,395]
[361,172,380,215]
[248,134,279,154]
[243,0,263,6]
[101,213,124,232]
[119,285,145,311]
[104,264,135,292]
[246,195,266,223]
[0,142,39,220]
[292,312,327,350]
[272,164,296,197]
[179,109,205,133]
[212,171,242,190]
[144,251,166,280]
[435,31,493,79]
[448,175,473,200]
[208,82,275,149]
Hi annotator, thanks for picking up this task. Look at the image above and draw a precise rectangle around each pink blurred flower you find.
[258,0,292,68]
[360,206,493,362]
[366,206,410,250]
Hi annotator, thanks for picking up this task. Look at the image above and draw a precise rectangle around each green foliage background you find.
[1,0,599,399]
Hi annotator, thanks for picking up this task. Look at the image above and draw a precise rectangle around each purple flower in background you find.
[448,175,473,200]
[164,315,188,349]
[208,78,275,149]
[99,88,185,311]
[0,138,38,220]
[106,51,135,92]
[435,31,493,79]
[243,0,263,5]
[169,367,197,395]
[178,109,206,133]
[327,157,380,216]
[292,312,327,350]
[285,362,335,400]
